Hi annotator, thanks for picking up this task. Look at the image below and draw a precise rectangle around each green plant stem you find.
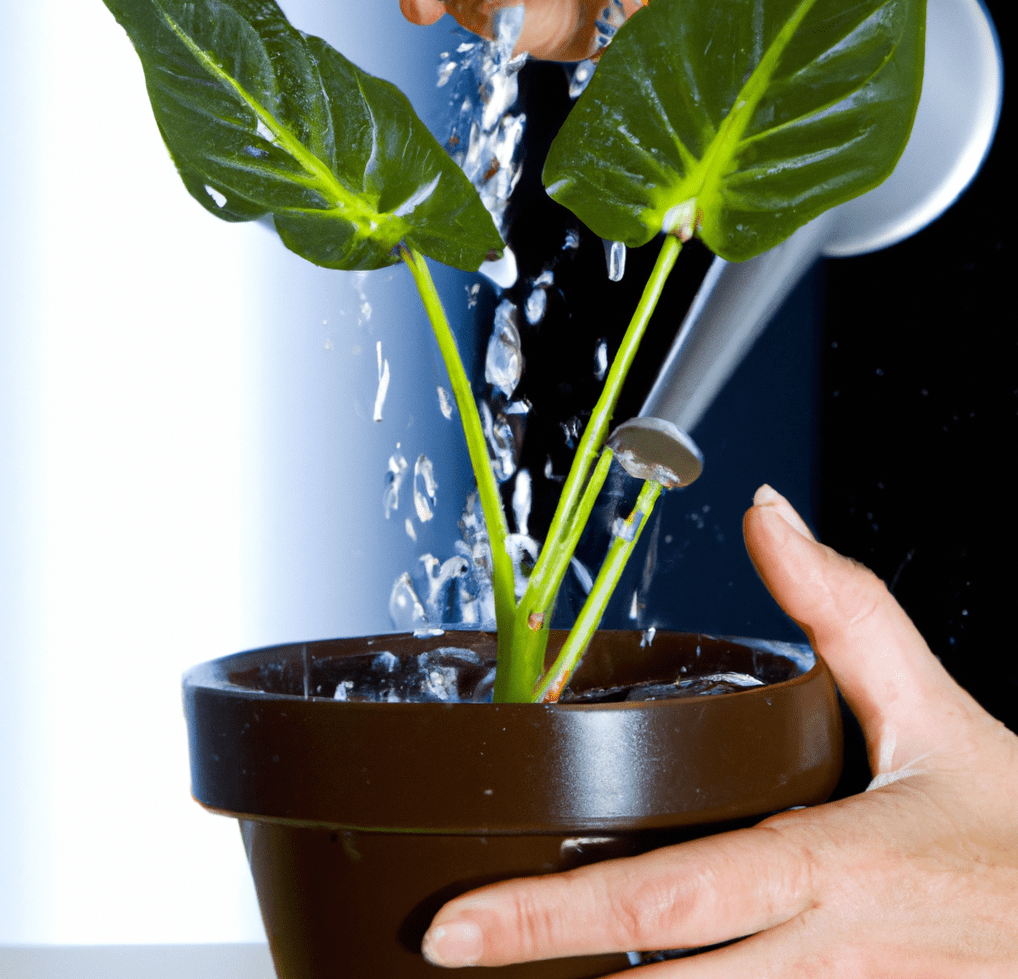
[502,447,615,703]
[534,479,663,703]
[401,245,517,656]
[513,234,682,692]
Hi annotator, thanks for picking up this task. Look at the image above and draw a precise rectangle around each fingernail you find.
[422,920,483,968]
[753,484,816,542]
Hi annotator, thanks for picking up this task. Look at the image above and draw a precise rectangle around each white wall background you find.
[0,0,477,945]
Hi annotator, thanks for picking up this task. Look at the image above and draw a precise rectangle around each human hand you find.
[421,484,1018,976]
[399,0,645,62]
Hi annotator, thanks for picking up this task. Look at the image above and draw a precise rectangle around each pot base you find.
[241,817,764,978]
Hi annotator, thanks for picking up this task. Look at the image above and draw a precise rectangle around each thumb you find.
[743,485,981,779]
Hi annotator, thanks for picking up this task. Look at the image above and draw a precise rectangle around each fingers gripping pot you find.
[183,630,842,978]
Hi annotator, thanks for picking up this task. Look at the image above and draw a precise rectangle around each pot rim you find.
[183,630,843,833]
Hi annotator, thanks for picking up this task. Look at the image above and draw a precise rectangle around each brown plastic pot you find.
[183,630,842,978]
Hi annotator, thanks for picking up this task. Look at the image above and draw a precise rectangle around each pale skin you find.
[399,0,646,62]
[400,5,1018,973]
[420,485,1018,975]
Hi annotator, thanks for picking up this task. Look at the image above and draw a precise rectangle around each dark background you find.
[491,0,1014,761]
[819,0,1014,737]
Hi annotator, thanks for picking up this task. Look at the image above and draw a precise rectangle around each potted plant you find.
[101,0,924,974]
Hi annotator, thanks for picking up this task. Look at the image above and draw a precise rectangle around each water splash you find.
[604,239,627,281]
[485,300,523,397]
[413,454,438,522]
[440,19,527,235]
[383,449,409,518]
[330,646,496,703]
[491,5,526,60]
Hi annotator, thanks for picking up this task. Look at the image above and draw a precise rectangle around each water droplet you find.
[373,340,390,422]
[628,590,639,619]
[465,282,480,309]
[563,228,580,250]
[505,533,541,599]
[392,173,441,218]
[437,59,457,87]
[593,338,608,380]
[560,416,582,449]
[437,386,454,419]
[383,450,408,518]
[405,518,417,541]
[614,516,639,543]
[544,455,560,481]
[480,402,517,482]
[204,184,227,209]
[604,240,626,281]
[640,626,657,648]
[418,553,470,623]
[524,285,547,325]
[413,454,438,522]
[389,572,428,631]
[255,117,274,143]
[512,469,532,536]
[569,59,595,98]
[569,556,593,594]
[485,300,523,398]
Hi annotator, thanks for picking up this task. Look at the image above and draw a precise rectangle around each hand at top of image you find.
[400,0,646,62]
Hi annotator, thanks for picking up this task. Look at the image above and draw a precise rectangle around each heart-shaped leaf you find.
[543,0,926,261]
[103,0,503,271]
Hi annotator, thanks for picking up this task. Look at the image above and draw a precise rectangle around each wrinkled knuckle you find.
[507,890,562,959]
[606,877,687,949]
[751,820,824,912]
[825,556,892,632]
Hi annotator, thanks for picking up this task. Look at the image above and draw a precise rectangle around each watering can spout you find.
[608,0,1002,489]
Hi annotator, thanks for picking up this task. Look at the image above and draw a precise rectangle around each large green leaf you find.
[103,0,503,271]
[543,0,925,262]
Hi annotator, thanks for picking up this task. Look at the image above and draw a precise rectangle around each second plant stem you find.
[405,233,682,704]
[510,234,682,701]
